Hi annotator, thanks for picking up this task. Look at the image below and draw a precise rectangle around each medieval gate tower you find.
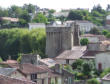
[46,22,80,58]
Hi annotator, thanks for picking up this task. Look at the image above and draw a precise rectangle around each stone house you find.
[95,52,110,70]
[64,20,97,32]
[55,46,87,65]
[81,41,110,70]
[8,63,48,84]
[0,60,75,84]
[28,23,46,30]
[80,34,106,43]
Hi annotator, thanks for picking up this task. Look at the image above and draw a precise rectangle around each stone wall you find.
[46,22,80,58]
[20,53,39,65]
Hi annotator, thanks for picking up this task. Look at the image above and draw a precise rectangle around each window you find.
[66,59,69,64]
[98,63,102,71]
[68,77,72,84]
[31,74,37,81]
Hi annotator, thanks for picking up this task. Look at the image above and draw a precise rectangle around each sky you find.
[0,0,110,11]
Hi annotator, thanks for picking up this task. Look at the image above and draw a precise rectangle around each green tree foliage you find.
[101,68,110,78]
[80,38,89,46]
[0,28,46,60]
[102,29,109,35]
[67,10,84,20]
[82,61,95,78]
[0,57,3,62]
[32,13,48,23]
[106,32,110,38]
[23,4,35,13]
[86,78,100,84]
[72,59,84,69]
[90,27,101,35]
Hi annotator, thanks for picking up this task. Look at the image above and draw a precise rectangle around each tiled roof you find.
[0,68,16,76]
[56,46,87,60]
[39,58,57,67]
[38,65,61,78]
[2,60,18,64]
[0,75,36,84]
[81,51,110,59]
[0,17,19,22]
[9,63,47,75]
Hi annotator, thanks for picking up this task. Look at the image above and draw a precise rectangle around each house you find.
[8,63,48,84]
[55,46,87,65]
[80,34,106,43]
[64,20,97,32]
[0,17,19,22]
[0,67,26,80]
[0,74,36,84]
[102,73,110,84]
[28,23,46,30]
[95,52,110,70]
[81,40,110,70]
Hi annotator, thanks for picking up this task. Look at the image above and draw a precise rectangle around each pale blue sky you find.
[0,0,110,11]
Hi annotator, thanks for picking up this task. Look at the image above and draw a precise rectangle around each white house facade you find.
[28,23,46,30]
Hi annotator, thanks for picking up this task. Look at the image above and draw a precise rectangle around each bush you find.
[72,59,84,69]
[86,78,100,84]
[101,68,110,78]
[102,29,109,35]
[80,38,89,46]
[106,33,110,38]
[90,27,101,35]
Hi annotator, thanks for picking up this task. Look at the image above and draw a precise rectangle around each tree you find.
[90,27,101,35]
[82,61,95,78]
[23,4,35,13]
[67,10,83,20]
[80,38,89,46]
[101,68,110,78]
[106,33,110,38]
[102,29,109,35]
[72,59,84,69]
[32,13,48,23]
[86,78,100,84]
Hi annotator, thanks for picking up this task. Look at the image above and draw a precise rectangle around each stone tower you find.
[46,22,80,58]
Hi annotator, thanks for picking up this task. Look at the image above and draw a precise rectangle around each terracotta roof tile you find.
[0,75,36,84]
[56,46,87,60]
[9,63,47,75]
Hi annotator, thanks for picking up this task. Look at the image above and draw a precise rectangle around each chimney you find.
[19,63,23,70]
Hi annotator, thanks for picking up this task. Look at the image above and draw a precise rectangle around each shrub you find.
[102,29,109,35]
[101,68,110,78]
[86,78,100,84]
[80,38,89,46]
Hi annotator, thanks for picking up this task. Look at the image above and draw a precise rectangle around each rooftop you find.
[39,58,57,67]
[0,75,36,84]
[0,68,16,76]
[9,63,48,75]
[56,46,87,60]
